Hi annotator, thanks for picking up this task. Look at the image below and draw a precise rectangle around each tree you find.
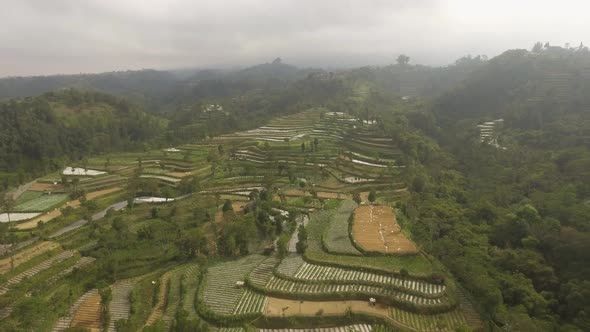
[368,189,376,204]
[296,224,308,253]
[222,199,233,213]
[99,287,112,331]
[277,234,289,258]
[70,177,80,195]
[412,176,426,193]
[532,42,543,53]
[353,192,362,205]
[400,268,409,287]
[397,54,410,66]
[161,186,174,202]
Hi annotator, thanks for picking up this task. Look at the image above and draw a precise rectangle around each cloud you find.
[1,0,589,76]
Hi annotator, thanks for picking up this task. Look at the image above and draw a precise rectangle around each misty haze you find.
[0,1,588,332]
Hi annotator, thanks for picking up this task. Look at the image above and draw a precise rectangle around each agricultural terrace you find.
[305,202,433,276]
[276,255,446,297]
[352,205,418,255]
[200,255,267,315]
[323,199,361,255]
[247,258,449,308]
[0,241,60,274]
[69,290,103,330]
[14,193,68,212]
[0,108,482,332]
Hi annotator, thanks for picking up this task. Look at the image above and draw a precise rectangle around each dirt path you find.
[145,271,171,326]
[15,187,123,230]
[9,180,36,200]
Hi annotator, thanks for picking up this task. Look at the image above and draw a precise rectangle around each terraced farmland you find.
[0,250,75,295]
[390,307,468,331]
[0,241,60,273]
[259,325,373,332]
[47,256,96,283]
[180,264,201,319]
[52,289,99,332]
[0,107,483,332]
[160,266,188,327]
[145,269,173,326]
[263,276,445,306]
[323,199,361,255]
[276,256,445,296]
[201,255,267,315]
[70,290,103,330]
[108,279,136,332]
[352,205,418,255]
[13,193,68,212]
[248,257,447,308]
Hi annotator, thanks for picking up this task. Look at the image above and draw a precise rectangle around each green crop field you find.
[200,255,267,315]
[14,191,44,206]
[323,199,361,255]
[14,193,68,212]
[305,208,435,276]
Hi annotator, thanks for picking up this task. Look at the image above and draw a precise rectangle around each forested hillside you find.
[0,90,164,186]
[401,47,590,331]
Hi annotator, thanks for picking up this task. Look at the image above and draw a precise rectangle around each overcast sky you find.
[1,0,589,77]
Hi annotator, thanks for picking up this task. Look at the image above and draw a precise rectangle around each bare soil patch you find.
[284,189,347,199]
[70,290,102,331]
[352,205,418,255]
[214,201,247,223]
[166,170,195,178]
[264,297,390,319]
[0,241,60,274]
[29,182,63,192]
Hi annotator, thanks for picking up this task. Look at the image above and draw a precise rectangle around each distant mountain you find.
[0,69,181,101]
[225,58,314,83]
[433,48,590,125]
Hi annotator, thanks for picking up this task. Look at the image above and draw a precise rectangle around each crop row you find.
[232,289,266,315]
[14,193,68,212]
[181,264,201,318]
[0,250,75,295]
[389,307,468,331]
[263,275,443,306]
[47,256,96,284]
[201,255,266,315]
[258,325,372,332]
[249,257,279,287]
[275,255,304,277]
[276,254,445,296]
